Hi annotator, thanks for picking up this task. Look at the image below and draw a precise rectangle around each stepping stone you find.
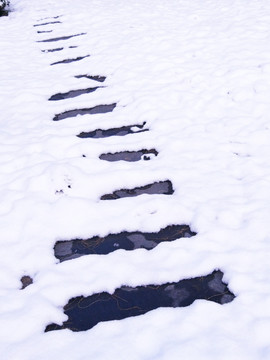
[37,33,86,43]
[77,122,147,138]
[39,16,62,21]
[42,47,64,53]
[75,75,106,82]
[51,55,90,66]
[54,224,196,262]
[34,21,61,27]
[100,180,174,200]
[53,104,117,121]
[99,149,158,162]
[45,270,235,332]
[49,87,102,101]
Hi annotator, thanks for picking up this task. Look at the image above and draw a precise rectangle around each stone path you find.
[32,13,236,332]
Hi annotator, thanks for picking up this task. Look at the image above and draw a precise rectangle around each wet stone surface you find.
[53,104,117,121]
[45,270,235,332]
[77,122,148,139]
[100,180,174,200]
[51,55,90,66]
[99,149,158,162]
[49,87,101,101]
[54,224,196,262]
[75,75,106,82]
[20,276,33,290]
[34,21,61,27]
[42,47,64,53]
[37,33,86,43]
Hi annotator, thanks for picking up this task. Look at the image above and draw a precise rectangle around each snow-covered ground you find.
[1,0,270,358]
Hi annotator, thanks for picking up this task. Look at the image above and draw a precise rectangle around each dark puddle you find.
[75,75,106,83]
[54,224,196,262]
[37,30,53,34]
[99,149,158,162]
[51,55,90,66]
[42,47,64,53]
[53,103,116,121]
[34,21,61,27]
[20,276,33,290]
[49,87,102,101]
[77,122,148,139]
[100,180,173,200]
[45,270,235,332]
[37,33,86,43]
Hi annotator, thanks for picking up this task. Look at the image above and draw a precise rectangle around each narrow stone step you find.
[34,21,61,27]
[49,87,102,101]
[45,270,235,332]
[42,47,64,53]
[100,180,174,200]
[51,55,90,66]
[37,33,86,43]
[99,149,158,162]
[75,74,106,82]
[53,103,116,121]
[37,30,53,34]
[77,122,147,138]
[54,224,196,262]
[38,16,62,21]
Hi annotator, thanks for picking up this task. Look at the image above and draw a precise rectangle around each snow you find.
[1,0,270,358]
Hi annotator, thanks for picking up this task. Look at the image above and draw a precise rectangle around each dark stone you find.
[75,75,106,82]
[99,149,158,162]
[54,224,196,262]
[45,270,235,332]
[77,122,148,139]
[41,48,64,53]
[49,87,102,101]
[51,55,90,66]
[34,21,61,27]
[20,276,33,290]
[53,103,117,121]
[100,180,174,200]
[37,33,86,43]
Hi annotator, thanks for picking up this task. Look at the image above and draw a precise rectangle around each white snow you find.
[1,0,270,358]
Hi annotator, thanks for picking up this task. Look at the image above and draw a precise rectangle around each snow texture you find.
[1,0,270,359]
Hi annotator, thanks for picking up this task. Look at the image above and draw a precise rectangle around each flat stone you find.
[53,104,117,121]
[45,270,235,332]
[100,180,174,200]
[54,224,194,262]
